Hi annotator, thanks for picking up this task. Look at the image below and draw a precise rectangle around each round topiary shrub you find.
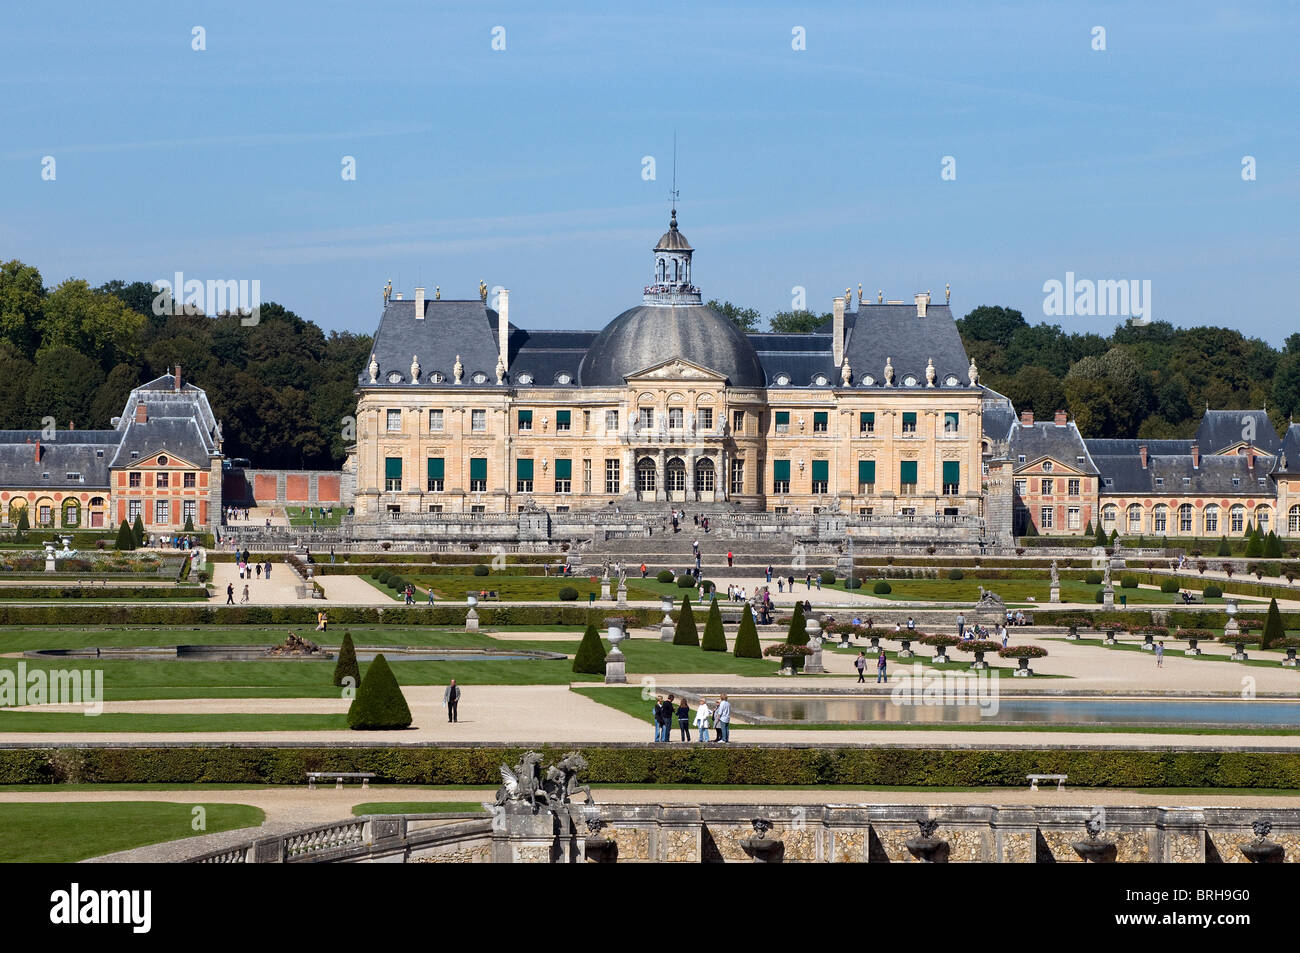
[1120,576,1139,589]
[656,569,674,583]
[1159,578,1179,593]
[557,586,579,601]
[948,569,964,580]
[873,581,892,594]
[1094,589,1104,603]
[1203,584,1223,598]
[1085,570,1103,585]
[819,570,836,585]
[676,575,695,588]
[844,576,863,590]
[473,564,490,577]
[376,571,392,586]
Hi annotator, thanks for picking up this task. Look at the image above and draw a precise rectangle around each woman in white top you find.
[693,698,712,743]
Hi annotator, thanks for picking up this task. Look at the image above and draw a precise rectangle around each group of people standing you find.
[653,693,731,743]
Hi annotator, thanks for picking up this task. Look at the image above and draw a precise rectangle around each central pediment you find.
[624,357,727,383]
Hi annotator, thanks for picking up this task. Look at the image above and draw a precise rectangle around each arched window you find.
[1153,504,1168,533]
[1101,503,1118,527]
[7,497,27,526]
[1178,504,1193,533]
[1290,505,1300,534]
[695,458,715,492]
[636,457,656,493]
[1255,506,1271,534]
[61,498,81,528]
[1127,504,1144,532]
[1203,504,1219,535]
[1230,505,1245,534]
[666,457,686,493]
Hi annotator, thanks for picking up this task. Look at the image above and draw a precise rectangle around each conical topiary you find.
[1084,519,1093,538]
[1245,529,1263,558]
[346,653,412,729]
[1264,531,1283,559]
[183,515,195,532]
[114,518,136,551]
[1261,598,1285,651]
[701,599,726,651]
[132,514,145,547]
[333,630,359,687]
[672,595,699,646]
[1109,528,1118,544]
[1094,521,1108,547]
[733,603,761,658]
[787,601,808,646]
[572,623,608,674]
[14,508,28,540]
[1217,536,1231,557]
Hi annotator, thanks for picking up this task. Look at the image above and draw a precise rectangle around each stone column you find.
[656,449,666,502]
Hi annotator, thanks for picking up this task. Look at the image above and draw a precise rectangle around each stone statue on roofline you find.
[884,357,894,387]
[454,356,464,384]
[368,354,379,384]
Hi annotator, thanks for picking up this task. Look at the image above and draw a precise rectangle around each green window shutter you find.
[470,458,487,481]
[944,411,959,430]
[555,458,572,480]
[773,460,791,482]
[858,460,876,484]
[900,460,918,485]
[427,457,444,481]
[517,458,534,481]
[902,412,917,427]
[384,457,402,480]
[860,412,874,429]
[556,410,571,426]
[943,461,960,487]
[811,460,828,482]
[518,410,532,426]
[775,411,790,426]
[814,412,828,427]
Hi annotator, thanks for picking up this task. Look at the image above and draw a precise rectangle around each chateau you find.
[352,211,986,529]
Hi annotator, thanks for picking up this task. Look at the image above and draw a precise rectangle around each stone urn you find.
[904,819,949,863]
[1284,647,1298,668]
[1184,637,1201,657]
[1103,629,1118,645]
[897,638,914,659]
[1140,632,1154,651]
[867,635,881,651]
[740,817,784,863]
[582,815,618,863]
[1231,641,1249,661]
[1071,817,1117,863]
[1015,657,1033,676]
[1240,820,1285,863]
[1066,625,1080,640]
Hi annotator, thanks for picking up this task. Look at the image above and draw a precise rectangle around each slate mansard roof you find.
[361,298,974,391]
[1008,420,1099,474]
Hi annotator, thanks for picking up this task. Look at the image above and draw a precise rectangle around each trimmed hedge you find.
[873,581,892,594]
[656,570,675,584]
[557,587,579,601]
[0,605,669,627]
[0,586,207,600]
[3,745,1300,789]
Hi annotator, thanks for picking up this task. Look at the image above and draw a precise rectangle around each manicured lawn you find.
[287,506,343,527]
[409,573,665,602]
[352,802,486,815]
[0,802,265,862]
[1046,636,1298,669]
[0,712,348,732]
[832,578,1235,605]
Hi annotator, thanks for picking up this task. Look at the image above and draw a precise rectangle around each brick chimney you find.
[135,404,147,424]
[1139,445,1148,468]
[1191,443,1200,469]
[174,364,181,392]
[1054,409,1067,426]
[1020,410,1034,427]
[34,439,40,463]
[1247,450,1256,470]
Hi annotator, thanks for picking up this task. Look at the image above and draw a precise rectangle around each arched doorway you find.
[694,457,716,501]
[61,498,81,528]
[666,457,686,501]
[87,496,107,529]
[636,457,657,501]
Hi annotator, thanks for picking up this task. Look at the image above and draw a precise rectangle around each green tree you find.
[24,346,105,427]
[787,602,808,646]
[1095,522,1109,547]
[957,305,1027,349]
[0,343,34,425]
[733,603,761,658]
[346,654,412,729]
[672,595,699,646]
[90,364,142,428]
[572,623,608,674]
[1264,531,1283,559]
[1245,528,1263,557]
[769,310,830,334]
[1260,598,1284,651]
[0,259,44,356]
[114,519,135,551]
[706,299,761,333]
[333,631,359,687]
[701,599,727,652]
[39,278,144,370]
[1216,536,1231,557]
[14,508,29,540]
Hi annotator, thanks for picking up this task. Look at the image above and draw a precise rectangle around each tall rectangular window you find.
[811,459,829,494]
[775,411,790,434]
[583,459,592,494]
[427,457,444,492]
[943,412,960,434]
[155,500,169,523]
[859,412,874,434]
[732,410,745,434]
[386,409,402,432]
[555,458,572,493]
[469,457,488,492]
[730,459,744,495]
[129,472,141,488]
[516,458,534,493]
[604,458,620,494]
[556,410,571,432]
[517,409,533,431]
[1068,478,1080,496]
[1040,506,1054,529]
[899,460,918,493]
[638,407,654,429]
[183,500,197,523]
[668,408,683,429]
[384,457,402,492]
[902,412,917,433]
[582,410,590,432]
[942,460,960,494]
[699,407,713,430]
[471,409,486,432]
[1041,478,1053,495]
[1068,506,1082,530]
[773,459,791,494]
[429,409,444,431]
[858,459,876,493]
[1014,478,1026,497]
[813,411,828,433]
[183,472,196,488]
[605,410,619,432]
[128,500,142,522]
[157,472,170,488]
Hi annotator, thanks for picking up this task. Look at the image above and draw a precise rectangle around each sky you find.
[2,0,1297,343]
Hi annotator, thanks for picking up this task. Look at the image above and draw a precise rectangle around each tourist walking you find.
[876,648,888,683]
[241,584,250,604]
[427,587,435,606]
[957,613,965,638]
[443,680,461,722]
[226,582,235,605]
[316,610,328,632]
[765,565,772,583]
[694,697,712,743]
[855,652,867,683]
[714,693,731,743]
[726,550,733,568]
[676,698,691,741]
[1156,640,1165,668]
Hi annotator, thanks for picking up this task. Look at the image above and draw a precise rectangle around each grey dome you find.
[579,304,765,387]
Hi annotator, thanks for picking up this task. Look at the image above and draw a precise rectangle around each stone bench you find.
[307,771,376,790]
[1027,773,1067,792]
